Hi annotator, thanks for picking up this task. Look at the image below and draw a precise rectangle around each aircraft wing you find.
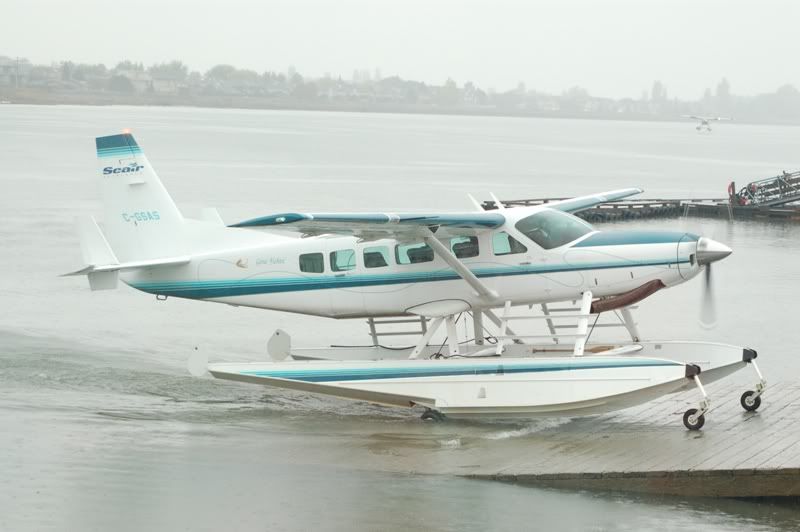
[230,211,506,241]
[230,188,641,239]
[543,187,643,213]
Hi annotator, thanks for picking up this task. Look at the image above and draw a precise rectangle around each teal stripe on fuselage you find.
[242,358,681,383]
[130,257,689,299]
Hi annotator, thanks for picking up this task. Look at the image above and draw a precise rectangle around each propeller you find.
[696,236,732,330]
[676,215,733,329]
[699,261,717,329]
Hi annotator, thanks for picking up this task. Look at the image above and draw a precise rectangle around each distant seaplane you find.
[66,132,767,430]
[683,115,731,132]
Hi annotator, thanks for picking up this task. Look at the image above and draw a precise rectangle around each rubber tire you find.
[740,390,761,412]
[683,408,705,430]
[421,409,444,422]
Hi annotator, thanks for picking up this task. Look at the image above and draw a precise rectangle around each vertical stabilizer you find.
[96,133,186,262]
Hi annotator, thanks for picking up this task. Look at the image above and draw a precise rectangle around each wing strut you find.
[423,229,498,302]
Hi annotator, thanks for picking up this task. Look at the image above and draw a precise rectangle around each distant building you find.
[0,56,31,87]
[115,70,153,93]
[26,65,61,89]
[151,76,182,95]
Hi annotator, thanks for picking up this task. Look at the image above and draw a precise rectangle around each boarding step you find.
[494,296,641,356]
[367,316,429,345]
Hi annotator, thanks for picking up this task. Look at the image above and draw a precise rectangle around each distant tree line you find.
[3,55,800,124]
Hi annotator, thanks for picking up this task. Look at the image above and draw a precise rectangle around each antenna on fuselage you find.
[489,192,506,211]
[466,193,485,211]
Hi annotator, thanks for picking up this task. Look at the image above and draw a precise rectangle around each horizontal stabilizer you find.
[88,271,119,290]
[64,216,190,290]
[64,255,191,276]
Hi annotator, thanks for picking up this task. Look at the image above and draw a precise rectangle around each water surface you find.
[2,105,800,531]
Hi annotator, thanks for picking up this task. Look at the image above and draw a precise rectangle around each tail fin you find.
[96,133,186,262]
[68,132,265,290]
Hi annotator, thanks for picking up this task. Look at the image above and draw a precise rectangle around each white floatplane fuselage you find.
[120,215,704,320]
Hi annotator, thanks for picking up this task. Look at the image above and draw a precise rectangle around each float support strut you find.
[409,317,444,359]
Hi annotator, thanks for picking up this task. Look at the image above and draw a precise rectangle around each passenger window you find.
[450,236,479,258]
[396,242,434,265]
[299,252,324,273]
[492,232,527,256]
[363,246,390,268]
[330,249,356,272]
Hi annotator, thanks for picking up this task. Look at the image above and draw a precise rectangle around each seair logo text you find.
[103,162,144,175]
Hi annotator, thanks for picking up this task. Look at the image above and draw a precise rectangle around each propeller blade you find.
[679,221,729,330]
[699,264,717,329]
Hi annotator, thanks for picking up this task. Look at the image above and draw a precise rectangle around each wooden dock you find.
[488,169,800,222]
[460,380,800,498]
[484,197,800,222]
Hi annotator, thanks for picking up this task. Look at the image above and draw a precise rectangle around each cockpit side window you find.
[492,232,527,256]
[515,210,593,250]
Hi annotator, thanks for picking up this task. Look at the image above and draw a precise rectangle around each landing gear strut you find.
[740,355,766,412]
[684,365,709,431]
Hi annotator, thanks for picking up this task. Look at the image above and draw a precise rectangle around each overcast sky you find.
[4,0,799,99]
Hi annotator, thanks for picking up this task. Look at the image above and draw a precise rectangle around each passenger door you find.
[329,248,365,316]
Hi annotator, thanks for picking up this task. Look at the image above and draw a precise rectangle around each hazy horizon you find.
[4,0,800,99]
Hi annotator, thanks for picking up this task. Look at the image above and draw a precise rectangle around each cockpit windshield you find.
[515,209,593,249]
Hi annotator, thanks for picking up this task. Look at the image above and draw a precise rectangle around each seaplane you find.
[66,132,767,430]
[683,115,731,132]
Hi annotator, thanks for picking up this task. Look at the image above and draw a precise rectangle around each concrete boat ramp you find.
[285,377,800,499]
[450,379,800,498]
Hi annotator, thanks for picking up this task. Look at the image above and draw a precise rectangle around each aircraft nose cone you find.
[696,237,732,265]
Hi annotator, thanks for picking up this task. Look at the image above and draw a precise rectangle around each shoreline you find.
[4,88,799,127]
